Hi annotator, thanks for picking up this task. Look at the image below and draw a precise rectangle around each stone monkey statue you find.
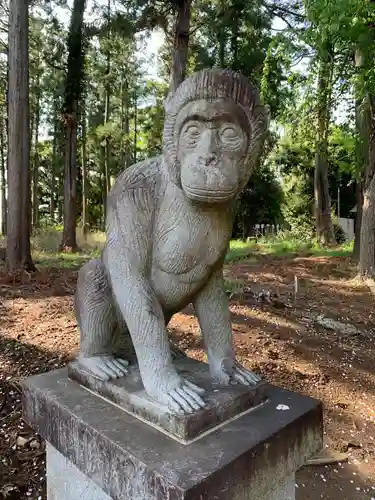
[75,69,269,413]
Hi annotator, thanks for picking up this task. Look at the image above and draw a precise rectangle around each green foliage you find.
[333,222,346,244]
[232,163,284,239]
[0,0,365,250]
[272,113,357,237]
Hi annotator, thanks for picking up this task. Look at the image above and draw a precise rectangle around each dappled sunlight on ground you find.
[0,251,374,498]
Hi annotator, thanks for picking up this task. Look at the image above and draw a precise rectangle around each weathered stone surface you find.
[47,443,296,500]
[266,475,295,500]
[23,369,322,500]
[68,356,267,442]
[73,69,270,412]
[47,443,111,500]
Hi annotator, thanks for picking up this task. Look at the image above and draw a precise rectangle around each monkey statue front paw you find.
[209,354,262,387]
[78,355,129,381]
[144,371,206,414]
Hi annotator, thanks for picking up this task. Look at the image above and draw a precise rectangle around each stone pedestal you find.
[22,365,322,500]
[46,444,295,500]
[68,356,268,443]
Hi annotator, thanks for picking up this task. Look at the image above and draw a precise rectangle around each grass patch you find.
[224,277,245,294]
[225,240,259,263]
[309,241,353,257]
[227,237,353,260]
[33,250,99,268]
[30,226,104,268]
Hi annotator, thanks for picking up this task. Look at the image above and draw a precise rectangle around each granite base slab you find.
[68,356,267,442]
[22,368,322,500]
[47,442,296,500]
[47,443,111,500]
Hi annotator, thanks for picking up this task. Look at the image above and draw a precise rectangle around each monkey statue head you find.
[163,69,270,204]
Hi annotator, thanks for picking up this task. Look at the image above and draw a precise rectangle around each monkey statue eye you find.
[180,120,202,147]
[219,123,243,150]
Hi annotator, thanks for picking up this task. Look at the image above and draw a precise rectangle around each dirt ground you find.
[0,254,375,499]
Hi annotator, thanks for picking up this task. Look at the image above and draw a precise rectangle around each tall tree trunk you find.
[7,0,35,271]
[133,91,137,164]
[353,50,370,259]
[353,181,363,260]
[217,1,226,66]
[61,107,79,251]
[0,114,6,235]
[314,41,335,246]
[359,95,375,277]
[230,0,243,70]
[169,0,192,95]
[120,74,130,167]
[57,175,63,223]
[104,0,111,197]
[32,97,40,229]
[81,105,88,237]
[353,95,370,259]
[60,0,86,252]
[50,107,58,221]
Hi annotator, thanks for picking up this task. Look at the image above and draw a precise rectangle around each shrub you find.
[333,223,346,245]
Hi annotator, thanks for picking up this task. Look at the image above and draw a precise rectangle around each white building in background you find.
[338,217,355,242]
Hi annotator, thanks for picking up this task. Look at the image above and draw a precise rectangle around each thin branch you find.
[188,20,206,36]
[290,54,306,67]
[265,2,305,20]
[263,5,294,29]
[0,391,7,414]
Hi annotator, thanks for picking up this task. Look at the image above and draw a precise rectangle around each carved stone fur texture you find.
[74,69,269,414]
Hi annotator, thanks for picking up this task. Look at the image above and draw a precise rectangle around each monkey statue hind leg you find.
[75,258,185,383]
[75,259,129,380]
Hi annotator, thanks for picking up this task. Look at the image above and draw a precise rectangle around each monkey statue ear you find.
[236,101,270,193]
[244,100,270,161]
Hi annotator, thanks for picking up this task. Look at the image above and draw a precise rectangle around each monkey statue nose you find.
[205,153,218,166]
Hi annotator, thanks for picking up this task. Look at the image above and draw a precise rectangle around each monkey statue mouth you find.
[182,185,238,203]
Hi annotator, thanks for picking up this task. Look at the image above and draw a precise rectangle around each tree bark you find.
[0,113,7,235]
[61,107,79,251]
[314,41,335,246]
[353,181,363,260]
[353,96,370,259]
[359,95,375,276]
[169,0,192,95]
[57,174,63,223]
[359,177,375,276]
[7,0,35,271]
[104,0,111,197]
[32,95,40,229]
[353,47,371,259]
[50,106,58,222]
[133,90,137,164]
[217,0,226,67]
[230,0,243,70]
[120,74,130,168]
[60,0,86,252]
[81,105,88,237]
